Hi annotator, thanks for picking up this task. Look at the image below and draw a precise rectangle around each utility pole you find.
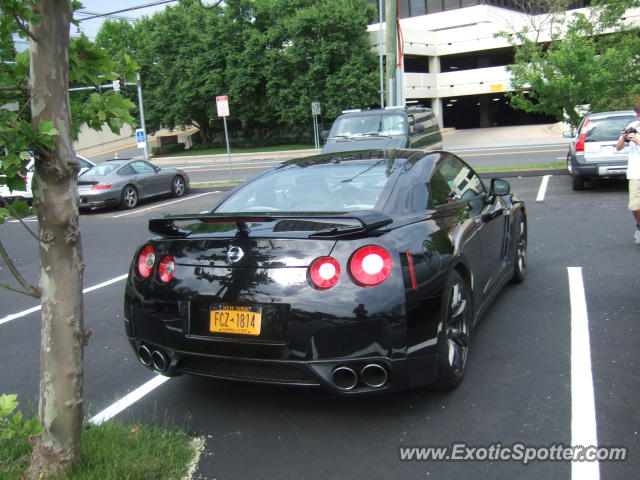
[136,72,149,161]
[378,0,385,108]
[385,0,396,107]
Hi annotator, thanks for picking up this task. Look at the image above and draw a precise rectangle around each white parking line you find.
[89,374,170,425]
[568,267,600,480]
[0,273,127,326]
[536,175,551,202]
[8,216,37,223]
[112,191,215,218]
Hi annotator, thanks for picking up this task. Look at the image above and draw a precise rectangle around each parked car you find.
[322,106,443,154]
[0,155,94,202]
[564,110,637,190]
[78,159,189,210]
[123,148,527,395]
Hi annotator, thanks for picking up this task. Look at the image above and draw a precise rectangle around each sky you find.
[74,0,177,40]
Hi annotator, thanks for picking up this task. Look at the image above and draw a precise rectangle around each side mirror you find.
[411,123,425,134]
[489,178,510,196]
[321,130,329,141]
[562,131,574,138]
[154,166,161,173]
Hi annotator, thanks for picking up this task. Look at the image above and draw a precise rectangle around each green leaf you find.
[0,394,18,419]
[38,120,59,137]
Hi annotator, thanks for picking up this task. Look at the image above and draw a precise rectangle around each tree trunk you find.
[27,1,85,478]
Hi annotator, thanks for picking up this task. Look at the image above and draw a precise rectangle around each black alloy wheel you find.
[511,216,527,284]
[120,185,138,209]
[172,176,186,197]
[434,270,471,390]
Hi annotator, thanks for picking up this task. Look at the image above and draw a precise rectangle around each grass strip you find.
[0,421,194,480]
[160,144,316,157]
[475,162,565,172]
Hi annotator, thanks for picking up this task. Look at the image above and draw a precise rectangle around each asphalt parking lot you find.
[0,173,638,480]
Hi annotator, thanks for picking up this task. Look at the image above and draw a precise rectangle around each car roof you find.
[100,158,136,166]
[587,110,635,118]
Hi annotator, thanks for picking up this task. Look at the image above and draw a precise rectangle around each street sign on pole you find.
[311,102,321,149]
[135,128,146,149]
[216,95,233,180]
[216,95,230,117]
[136,73,149,161]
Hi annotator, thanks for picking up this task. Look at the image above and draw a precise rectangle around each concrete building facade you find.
[366,0,637,128]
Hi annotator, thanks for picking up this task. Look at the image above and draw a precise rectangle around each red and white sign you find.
[216,95,230,117]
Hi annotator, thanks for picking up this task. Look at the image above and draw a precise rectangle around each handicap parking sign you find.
[136,128,146,148]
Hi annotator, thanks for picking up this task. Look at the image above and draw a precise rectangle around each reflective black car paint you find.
[124,149,526,394]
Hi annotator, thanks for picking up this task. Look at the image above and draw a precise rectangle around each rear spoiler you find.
[148,212,393,239]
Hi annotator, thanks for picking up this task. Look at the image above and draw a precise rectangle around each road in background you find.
[84,123,572,179]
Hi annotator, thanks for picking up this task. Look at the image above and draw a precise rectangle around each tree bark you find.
[27,1,85,478]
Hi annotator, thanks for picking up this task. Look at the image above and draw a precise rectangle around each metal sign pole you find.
[312,114,318,149]
[222,116,233,181]
[136,73,149,161]
[216,95,233,181]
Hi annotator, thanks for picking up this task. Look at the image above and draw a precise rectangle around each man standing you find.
[615,101,640,244]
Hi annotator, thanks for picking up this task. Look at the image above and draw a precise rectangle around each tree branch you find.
[13,13,38,42]
[0,239,40,298]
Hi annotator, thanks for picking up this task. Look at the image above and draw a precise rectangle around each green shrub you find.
[151,143,186,156]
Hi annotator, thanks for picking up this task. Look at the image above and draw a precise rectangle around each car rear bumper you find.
[79,195,119,209]
[127,338,439,395]
[572,162,627,178]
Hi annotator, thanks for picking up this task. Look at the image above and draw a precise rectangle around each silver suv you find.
[565,110,637,190]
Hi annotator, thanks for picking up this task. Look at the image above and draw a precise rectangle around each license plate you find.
[210,305,262,335]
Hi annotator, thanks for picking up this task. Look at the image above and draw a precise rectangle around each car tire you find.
[120,185,138,209]
[571,174,586,191]
[171,176,186,197]
[434,270,472,390]
[566,155,573,174]
[511,215,527,284]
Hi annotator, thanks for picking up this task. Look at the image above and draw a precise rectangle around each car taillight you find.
[308,256,341,289]
[157,256,176,283]
[349,246,392,287]
[91,184,112,190]
[575,118,590,152]
[137,245,156,278]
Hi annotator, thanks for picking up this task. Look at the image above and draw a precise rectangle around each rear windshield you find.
[215,159,399,213]
[583,115,636,142]
[330,114,406,137]
[83,164,118,176]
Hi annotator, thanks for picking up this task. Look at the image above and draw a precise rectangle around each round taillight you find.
[308,256,341,289]
[157,255,176,283]
[137,245,156,278]
[349,246,392,287]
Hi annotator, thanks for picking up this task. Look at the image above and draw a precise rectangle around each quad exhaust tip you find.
[138,345,152,367]
[361,363,388,388]
[331,364,389,390]
[137,344,169,373]
[332,366,358,390]
[151,350,168,372]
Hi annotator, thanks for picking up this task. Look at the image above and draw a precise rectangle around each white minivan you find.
[0,155,94,202]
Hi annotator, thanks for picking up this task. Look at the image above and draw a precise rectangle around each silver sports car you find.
[78,159,189,210]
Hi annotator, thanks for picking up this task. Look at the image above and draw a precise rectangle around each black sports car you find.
[124,149,527,394]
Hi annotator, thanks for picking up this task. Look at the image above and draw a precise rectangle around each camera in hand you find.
[623,126,638,142]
